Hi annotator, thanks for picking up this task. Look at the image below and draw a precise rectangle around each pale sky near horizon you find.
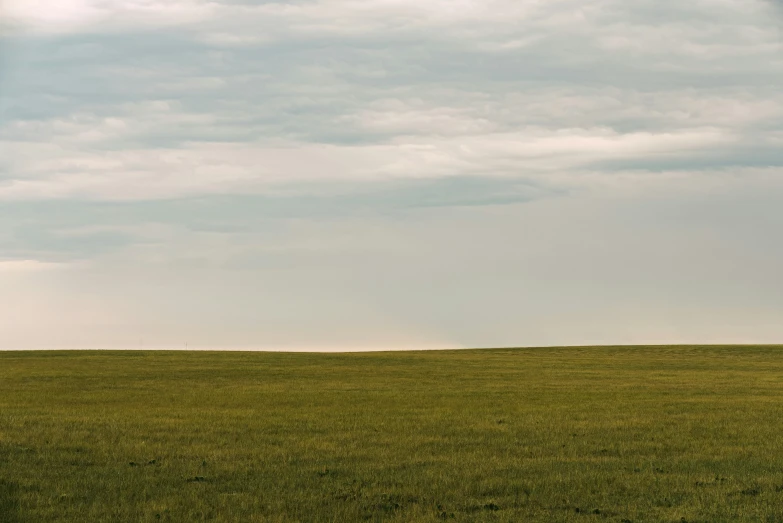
[1,0,782,350]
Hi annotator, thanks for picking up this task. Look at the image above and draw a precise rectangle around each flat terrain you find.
[1,346,783,522]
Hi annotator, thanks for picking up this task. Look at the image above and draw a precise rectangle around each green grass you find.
[2,346,783,522]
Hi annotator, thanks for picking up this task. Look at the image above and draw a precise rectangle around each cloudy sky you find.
[1,0,782,350]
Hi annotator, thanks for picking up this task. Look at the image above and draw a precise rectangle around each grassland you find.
[1,346,783,522]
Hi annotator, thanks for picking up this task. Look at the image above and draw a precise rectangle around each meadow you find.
[1,346,783,522]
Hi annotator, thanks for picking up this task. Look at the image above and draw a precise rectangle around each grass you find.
[1,346,783,522]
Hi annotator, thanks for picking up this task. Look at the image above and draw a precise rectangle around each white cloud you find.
[2,0,215,34]
[0,121,739,200]
[2,0,103,32]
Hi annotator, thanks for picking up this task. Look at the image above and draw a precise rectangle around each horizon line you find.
[2,343,782,354]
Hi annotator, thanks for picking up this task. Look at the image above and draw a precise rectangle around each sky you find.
[0,0,782,350]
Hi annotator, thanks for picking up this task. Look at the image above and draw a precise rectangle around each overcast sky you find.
[1,0,782,350]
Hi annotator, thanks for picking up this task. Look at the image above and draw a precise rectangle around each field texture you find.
[1,346,783,522]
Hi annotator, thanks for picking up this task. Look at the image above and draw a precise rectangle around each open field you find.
[1,346,783,522]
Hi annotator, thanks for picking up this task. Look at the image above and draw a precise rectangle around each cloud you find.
[1,0,215,34]
[0,0,779,221]
[1,0,103,33]
[1,165,778,267]
[0,175,553,264]
[1,1,780,194]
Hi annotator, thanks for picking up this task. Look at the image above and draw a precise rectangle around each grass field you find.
[1,346,783,522]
